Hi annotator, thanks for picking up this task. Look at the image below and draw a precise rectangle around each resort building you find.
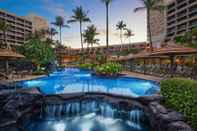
[55,42,146,66]
[25,14,49,33]
[150,0,197,46]
[0,10,33,47]
[166,0,197,41]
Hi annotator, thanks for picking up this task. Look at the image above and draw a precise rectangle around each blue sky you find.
[0,0,147,48]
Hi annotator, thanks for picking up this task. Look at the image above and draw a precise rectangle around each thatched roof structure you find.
[0,49,25,59]
[112,42,197,62]
[151,42,197,56]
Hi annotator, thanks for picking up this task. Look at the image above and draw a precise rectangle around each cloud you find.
[42,0,67,17]
[97,28,120,37]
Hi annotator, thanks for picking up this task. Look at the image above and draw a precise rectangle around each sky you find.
[0,0,147,48]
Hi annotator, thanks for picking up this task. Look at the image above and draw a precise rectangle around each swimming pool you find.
[18,68,160,97]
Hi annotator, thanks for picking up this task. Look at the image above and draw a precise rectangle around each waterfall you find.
[129,110,142,129]
[43,100,144,129]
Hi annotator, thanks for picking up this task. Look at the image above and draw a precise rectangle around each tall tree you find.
[0,20,11,49]
[101,0,113,50]
[124,29,134,43]
[83,25,99,50]
[116,20,127,44]
[51,16,69,45]
[49,28,58,41]
[68,6,91,50]
[134,0,165,51]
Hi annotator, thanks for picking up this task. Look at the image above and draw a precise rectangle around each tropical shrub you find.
[17,37,55,70]
[95,62,122,76]
[32,69,46,75]
[175,27,197,48]
[161,78,197,128]
[78,63,95,70]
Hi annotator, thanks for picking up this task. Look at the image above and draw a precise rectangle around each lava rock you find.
[166,121,193,131]
[149,102,168,115]
[138,94,164,105]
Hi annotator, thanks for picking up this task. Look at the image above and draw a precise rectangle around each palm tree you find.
[0,20,10,49]
[134,0,165,51]
[83,25,100,51]
[124,29,134,43]
[116,20,127,44]
[68,6,91,50]
[101,0,113,50]
[47,28,58,41]
[51,16,69,45]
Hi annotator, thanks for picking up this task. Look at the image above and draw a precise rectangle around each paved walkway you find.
[13,75,46,82]
[0,75,46,84]
[122,71,163,82]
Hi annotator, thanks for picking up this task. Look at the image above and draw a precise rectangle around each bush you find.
[78,63,95,70]
[32,70,46,75]
[95,62,122,76]
[161,78,197,128]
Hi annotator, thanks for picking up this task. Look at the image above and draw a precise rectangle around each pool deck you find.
[122,71,163,82]
[0,75,46,85]
[13,75,46,82]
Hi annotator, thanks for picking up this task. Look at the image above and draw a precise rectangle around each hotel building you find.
[0,10,33,47]
[25,14,49,33]
[166,0,197,41]
[150,0,197,46]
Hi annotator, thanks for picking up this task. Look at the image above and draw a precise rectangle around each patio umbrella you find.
[0,49,25,76]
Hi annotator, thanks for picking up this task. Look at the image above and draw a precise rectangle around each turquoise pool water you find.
[18,68,159,97]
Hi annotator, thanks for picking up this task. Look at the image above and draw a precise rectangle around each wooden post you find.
[170,55,174,77]
[130,60,133,71]
[143,59,146,75]
[5,60,9,76]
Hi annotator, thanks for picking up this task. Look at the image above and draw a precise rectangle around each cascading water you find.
[42,100,145,130]
[24,100,151,131]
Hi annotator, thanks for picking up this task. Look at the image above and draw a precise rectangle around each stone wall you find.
[0,90,194,131]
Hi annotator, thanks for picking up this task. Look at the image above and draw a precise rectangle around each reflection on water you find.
[19,68,160,97]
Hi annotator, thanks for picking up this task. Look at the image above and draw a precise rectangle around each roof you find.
[111,42,197,61]
[151,42,197,56]
[0,49,25,59]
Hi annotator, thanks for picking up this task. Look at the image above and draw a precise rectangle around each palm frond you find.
[134,7,146,12]
[67,19,77,23]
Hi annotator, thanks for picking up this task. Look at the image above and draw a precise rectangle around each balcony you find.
[177,2,188,10]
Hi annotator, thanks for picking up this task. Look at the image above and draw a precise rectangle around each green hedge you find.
[161,78,197,128]
[95,62,122,76]
[32,70,46,75]
[78,63,95,70]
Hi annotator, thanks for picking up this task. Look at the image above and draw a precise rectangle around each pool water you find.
[23,100,151,131]
[18,68,159,97]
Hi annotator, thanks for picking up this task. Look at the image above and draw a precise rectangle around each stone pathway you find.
[122,71,163,82]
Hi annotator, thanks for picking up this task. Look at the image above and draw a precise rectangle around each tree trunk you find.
[120,29,123,44]
[129,37,131,44]
[59,26,62,44]
[106,4,109,50]
[80,22,84,51]
[120,29,123,51]
[50,32,53,41]
[147,10,153,51]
